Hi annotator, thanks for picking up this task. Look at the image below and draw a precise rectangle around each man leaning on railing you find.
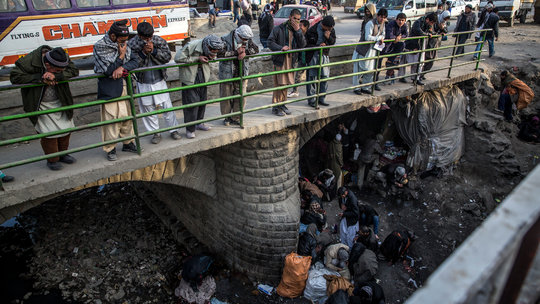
[400,13,436,85]
[93,20,141,162]
[174,35,225,139]
[10,46,79,171]
[217,25,259,127]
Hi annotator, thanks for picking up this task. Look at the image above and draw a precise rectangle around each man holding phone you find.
[268,9,306,116]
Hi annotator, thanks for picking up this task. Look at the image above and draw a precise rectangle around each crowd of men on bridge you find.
[2,0,532,183]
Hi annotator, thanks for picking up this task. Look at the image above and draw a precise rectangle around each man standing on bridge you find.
[268,8,306,116]
[94,20,141,161]
[11,46,79,170]
[305,15,336,107]
[128,22,182,144]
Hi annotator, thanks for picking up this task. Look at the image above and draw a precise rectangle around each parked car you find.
[463,0,480,10]
[273,4,323,27]
[447,0,467,17]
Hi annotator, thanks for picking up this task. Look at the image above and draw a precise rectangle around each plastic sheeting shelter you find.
[391,86,467,172]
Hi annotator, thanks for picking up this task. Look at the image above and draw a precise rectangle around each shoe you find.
[122,142,139,153]
[374,85,382,91]
[196,123,211,131]
[319,101,330,106]
[420,75,426,81]
[360,88,372,94]
[223,118,230,126]
[47,161,63,170]
[59,154,76,164]
[272,107,285,116]
[354,89,363,95]
[230,119,241,125]
[399,78,408,83]
[1,175,14,183]
[107,148,117,161]
[287,91,299,98]
[186,131,196,139]
[308,101,316,107]
[170,131,182,140]
[416,80,425,86]
[151,133,162,144]
[280,105,291,115]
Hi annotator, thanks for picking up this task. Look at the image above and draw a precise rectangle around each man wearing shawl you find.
[11,46,79,170]
[352,3,375,94]
[175,35,225,139]
[217,25,259,126]
[498,70,534,121]
[128,22,182,145]
[93,19,141,161]
[268,8,306,116]
[352,7,387,95]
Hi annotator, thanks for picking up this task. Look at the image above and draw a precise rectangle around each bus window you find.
[113,0,147,4]
[33,0,71,10]
[1,0,27,12]
[415,0,425,9]
[76,0,110,8]
[152,0,175,2]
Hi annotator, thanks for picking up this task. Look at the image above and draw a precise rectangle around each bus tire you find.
[520,12,526,24]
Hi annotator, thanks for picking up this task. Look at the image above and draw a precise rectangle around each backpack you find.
[380,230,411,264]
[181,255,214,289]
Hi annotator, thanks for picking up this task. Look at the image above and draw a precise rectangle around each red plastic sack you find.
[276,252,312,298]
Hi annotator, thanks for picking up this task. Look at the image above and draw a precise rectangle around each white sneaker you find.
[287,91,299,98]
[196,123,212,131]
[186,131,196,139]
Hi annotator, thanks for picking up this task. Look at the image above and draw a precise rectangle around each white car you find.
[464,0,480,10]
[447,0,467,17]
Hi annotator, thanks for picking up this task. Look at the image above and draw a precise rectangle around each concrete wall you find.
[406,165,540,304]
[0,46,355,140]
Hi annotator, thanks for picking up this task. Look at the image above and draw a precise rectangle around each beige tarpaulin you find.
[391,86,467,172]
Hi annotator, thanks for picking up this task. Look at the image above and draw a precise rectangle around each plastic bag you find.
[303,262,340,304]
[276,253,312,298]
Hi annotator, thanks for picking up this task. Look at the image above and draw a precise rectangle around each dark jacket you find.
[10,45,79,125]
[358,204,379,223]
[353,281,385,304]
[297,232,318,259]
[127,34,171,83]
[383,19,408,54]
[258,13,274,40]
[406,16,434,51]
[456,11,477,38]
[268,21,307,67]
[357,228,379,253]
[484,13,499,39]
[340,190,359,227]
[305,21,336,64]
[300,210,327,231]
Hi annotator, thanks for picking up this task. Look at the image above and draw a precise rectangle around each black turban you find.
[110,19,129,37]
[45,47,69,68]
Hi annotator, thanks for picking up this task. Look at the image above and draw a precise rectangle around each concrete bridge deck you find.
[0,61,481,219]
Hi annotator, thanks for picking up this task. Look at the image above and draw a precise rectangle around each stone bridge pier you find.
[143,128,304,281]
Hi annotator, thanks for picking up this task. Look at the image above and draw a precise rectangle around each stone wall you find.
[0,46,355,140]
[139,127,301,281]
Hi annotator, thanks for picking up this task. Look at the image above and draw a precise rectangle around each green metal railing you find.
[0,28,491,188]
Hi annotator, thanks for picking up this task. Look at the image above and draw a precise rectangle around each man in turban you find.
[128,22,182,144]
[93,19,141,161]
[175,34,224,139]
[217,25,259,126]
[11,46,79,170]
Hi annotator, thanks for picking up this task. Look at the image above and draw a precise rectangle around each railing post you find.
[447,34,459,78]
[475,30,487,71]
[126,73,142,155]
[414,37,426,85]
[316,46,323,108]
[238,58,245,128]
[372,48,381,95]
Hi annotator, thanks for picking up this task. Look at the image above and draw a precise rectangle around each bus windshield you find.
[377,0,405,10]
